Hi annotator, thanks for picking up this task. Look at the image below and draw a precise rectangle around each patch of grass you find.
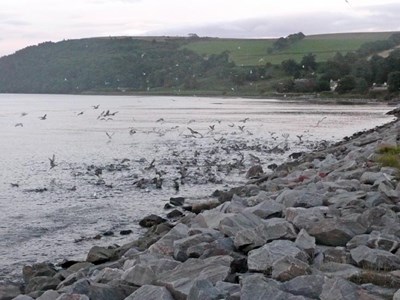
[183,32,396,66]
[376,145,400,169]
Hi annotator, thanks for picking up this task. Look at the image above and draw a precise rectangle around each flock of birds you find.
[10,102,330,197]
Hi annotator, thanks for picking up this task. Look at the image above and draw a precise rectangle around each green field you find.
[183,32,396,66]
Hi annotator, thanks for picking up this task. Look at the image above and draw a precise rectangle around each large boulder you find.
[247,240,308,273]
[187,279,225,300]
[86,246,117,264]
[22,263,57,283]
[24,276,61,294]
[0,282,22,300]
[271,256,311,282]
[148,223,189,256]
[139,214,166,228]
[282,275,326,299]
[173,232,221,262]
[240,274,309,300]
[320,277,376,300]
[124,285,174,300]
[276,189,324,208]
[59,278,131,300]
[295,229,316,258]
[350,245,400,270]
[218,211,264,237]
[243,199,284,219]
[307,218,366,246]
[234,218,297,250]
[157,255,233,300]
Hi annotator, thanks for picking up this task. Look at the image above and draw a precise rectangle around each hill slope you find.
[183,32,395,66]
[0,32,399,95]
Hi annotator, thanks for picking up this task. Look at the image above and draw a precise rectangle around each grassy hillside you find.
[183,32,396,66]
[1,31,399,96]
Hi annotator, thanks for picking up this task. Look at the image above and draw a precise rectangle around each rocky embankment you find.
[2,115,400,300]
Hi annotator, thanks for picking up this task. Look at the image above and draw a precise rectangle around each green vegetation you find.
[376,145,400,169]
[0,31,400,97]
[184,32,394,66]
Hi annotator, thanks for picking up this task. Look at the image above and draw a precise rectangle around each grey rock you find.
[248,240,308,272]
[272,256,311,282]
[192,212,235,229]
[347,231,399,253]
[148,223,189,256]
[25,276,61,294]
[246,165,264,178]
[360,172,392,185]
[320,277,373,300]
[157,255,233,300]
[170,197,185,206]
[321,247,352,264]
[350,245,400,270]
[240,274,308,300]
[317,262,361,281]
[307,218,366,246]
[55,295,90,300]
[92,268,123,284]
[67,262,94,273]
[124,285,174,300]
[234,218,297,250]
[379,182,399,199]
[218,211,264,237]
[394,289,400,300]
[86,246,117,264]
[36,290,60,300]
[187,279,224,300]
[282,275,326,299]
[0,282,22,300]
[173,232,217,262]
[22,263,57,283]
[284,206,331,230]
[186,198,221,214]
[326,191,367,208]
[295,229,316,258]
[12,296,34,300]
[199,237,235,259]
[244,199,284,219]
[122,264,156,286]
[215,281,241,297]
[60,278,130,300]
[276,189,324,208]
[359,207,398,231]
[138,214,166,228]
[361,283,398,299]
[166,209,183,219]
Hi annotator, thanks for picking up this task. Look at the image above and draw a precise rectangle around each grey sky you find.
[0,0,399,57]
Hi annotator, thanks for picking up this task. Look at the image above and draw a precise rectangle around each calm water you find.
[0,94,394,281]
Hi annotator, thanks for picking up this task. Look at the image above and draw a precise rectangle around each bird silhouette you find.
[92,104,100,109]
[129,128,137,135]
[106,132,115,139]
[187,127,203,138]
[316,116,327,127]
[77,111,84,116]
[239,117,249,123]
[15,123,23,127]
[49,154,57,169]
[39,114,47,120]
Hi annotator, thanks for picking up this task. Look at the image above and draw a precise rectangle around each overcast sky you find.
[1,0,399,57]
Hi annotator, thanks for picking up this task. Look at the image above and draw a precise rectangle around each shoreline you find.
[1,91,397,106]
[2,113,400,299]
